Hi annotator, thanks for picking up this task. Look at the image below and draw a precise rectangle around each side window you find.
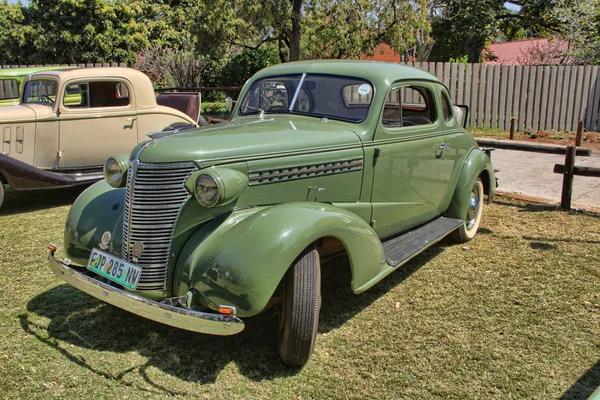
[63,80,131,109]
[64,83,89,107]
[382,85,436,128]
[0,79,19,100]
[441,89,453,122]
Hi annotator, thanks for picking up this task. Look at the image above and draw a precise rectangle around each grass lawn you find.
[0,187,599,399]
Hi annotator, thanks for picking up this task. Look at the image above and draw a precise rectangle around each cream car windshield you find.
[22,79,58,105]
[239,74,374,123]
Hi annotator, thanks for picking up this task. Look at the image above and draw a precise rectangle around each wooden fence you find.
[1,63,127,69]
[401,62,600,132]
[4,62,600,133]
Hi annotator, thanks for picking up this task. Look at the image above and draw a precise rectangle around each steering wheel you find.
[40,95,55,104]
[267,105,289,112]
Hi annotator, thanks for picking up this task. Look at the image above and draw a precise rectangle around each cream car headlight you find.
[194,174,220,207]
[103,155,128,188]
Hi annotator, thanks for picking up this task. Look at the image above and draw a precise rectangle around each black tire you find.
[162,123,196,132]
[452,178,484,243]
[278,245,321,366]
[198,115,209,126]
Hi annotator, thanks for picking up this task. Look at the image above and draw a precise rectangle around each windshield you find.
[22,79,58,105]
[0,79,19,100]
[239,74,374,123]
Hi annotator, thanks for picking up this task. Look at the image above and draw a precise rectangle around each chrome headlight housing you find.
[103,155,128,188]
[187,168,249,208]
[194,174,219,207]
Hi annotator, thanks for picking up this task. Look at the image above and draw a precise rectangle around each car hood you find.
[136,116,363,165]
[0,104,37,123]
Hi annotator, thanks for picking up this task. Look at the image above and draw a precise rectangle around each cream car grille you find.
[122,161,198,291]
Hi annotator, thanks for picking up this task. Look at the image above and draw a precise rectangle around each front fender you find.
[445,147,495,221]
[64,180,125,265]
[174,202,387,317]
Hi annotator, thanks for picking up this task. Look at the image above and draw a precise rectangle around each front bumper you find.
[47,249,244,336]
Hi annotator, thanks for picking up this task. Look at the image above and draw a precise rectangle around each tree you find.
[0,1,33,64]
[302,0,429,60]
[23,0,149,64]
[194,0,430,63]
[429,0,559,63]
[554,0,600,65]
[193,0,301,63]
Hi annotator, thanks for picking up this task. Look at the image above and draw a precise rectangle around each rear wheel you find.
[452,178,484,243]
[277,245,321,366]
[198,115,209,126]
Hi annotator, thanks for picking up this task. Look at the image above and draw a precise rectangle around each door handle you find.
[439,143,449,149]
[127,117,137,122]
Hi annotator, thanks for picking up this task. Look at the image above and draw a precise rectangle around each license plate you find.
[87,248,142,290]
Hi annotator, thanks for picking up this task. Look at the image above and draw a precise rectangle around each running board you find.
[382,217,463,267]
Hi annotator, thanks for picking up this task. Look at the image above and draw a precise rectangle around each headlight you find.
[188,168,248,208]
[103,155,128,188]
[194,174,219,207]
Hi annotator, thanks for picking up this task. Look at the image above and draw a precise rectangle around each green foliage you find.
[25,0,147,64]
[217,47,279,87]
[430,0,559,63]
[193,0,429,62]
[302,0,429,60]
[430,0,506,63]
[555,0,600,65]
[0,1,33,64]
[449,55,468,63]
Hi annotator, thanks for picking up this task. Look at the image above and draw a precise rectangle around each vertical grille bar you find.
[122,161,198,290]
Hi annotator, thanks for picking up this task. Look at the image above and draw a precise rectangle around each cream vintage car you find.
[0,67,197,209]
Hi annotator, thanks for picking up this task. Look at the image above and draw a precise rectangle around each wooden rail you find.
[552,145,600,210]
[475,139,592,156]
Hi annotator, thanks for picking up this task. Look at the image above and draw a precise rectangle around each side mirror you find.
[225,97,235,112]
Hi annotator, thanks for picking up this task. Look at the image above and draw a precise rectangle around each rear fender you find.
[173,202,387,317]
[445,148,495,221]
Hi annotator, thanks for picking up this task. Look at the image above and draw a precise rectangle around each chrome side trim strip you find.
[248,157,364,186]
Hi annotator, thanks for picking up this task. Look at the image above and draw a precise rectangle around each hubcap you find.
[466,187,480,230]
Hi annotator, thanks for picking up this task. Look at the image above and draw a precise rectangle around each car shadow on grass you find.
[494,198,600,218]
[1,185,89,216]
[19,243,446,392]
[560,359,600,400]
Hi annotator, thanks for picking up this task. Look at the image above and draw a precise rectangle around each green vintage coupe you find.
[47,60,495,366]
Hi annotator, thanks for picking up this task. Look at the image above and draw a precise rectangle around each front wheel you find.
[277,245,321,366]
[452,178,484,243]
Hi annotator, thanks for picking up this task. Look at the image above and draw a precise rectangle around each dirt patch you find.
[470,127,600,151]
[512,131,598,150]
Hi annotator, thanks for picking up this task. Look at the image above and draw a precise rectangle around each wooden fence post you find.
[509,117,516,140]
[560,145,576,210]
[575,121,584,146]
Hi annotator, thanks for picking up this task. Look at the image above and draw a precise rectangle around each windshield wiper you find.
[288,73,307,112]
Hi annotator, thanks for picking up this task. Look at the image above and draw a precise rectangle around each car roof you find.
[25,67,158,109]
[251,60,441,87]
[0,66,77,78]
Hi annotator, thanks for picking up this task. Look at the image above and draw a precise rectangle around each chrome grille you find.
[122,161,198,290]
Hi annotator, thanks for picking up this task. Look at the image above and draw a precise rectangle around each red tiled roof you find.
[486,38,567,65]
[360,43,402,63]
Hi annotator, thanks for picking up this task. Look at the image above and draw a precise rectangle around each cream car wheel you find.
[452,179,484,243]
